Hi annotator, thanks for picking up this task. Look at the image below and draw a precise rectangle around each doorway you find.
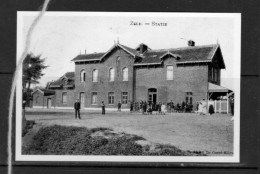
[47,98,52,108]
[148,88,157,105]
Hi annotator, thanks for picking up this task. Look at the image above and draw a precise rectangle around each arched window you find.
[80,70,86,82]
[92,69,98,82]
[166,65,173,80]
[109,68,115,81]
[122,67,128,81]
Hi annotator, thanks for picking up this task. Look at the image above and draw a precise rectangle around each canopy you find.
[208,83,231,93]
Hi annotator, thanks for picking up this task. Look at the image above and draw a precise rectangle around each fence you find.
[208,100,230,114]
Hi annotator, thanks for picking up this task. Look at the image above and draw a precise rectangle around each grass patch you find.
[23,125,205,156]
[22,120,36,137]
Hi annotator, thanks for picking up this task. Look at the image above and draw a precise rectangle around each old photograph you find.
[16,12,241,162]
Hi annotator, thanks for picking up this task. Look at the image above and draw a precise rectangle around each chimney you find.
[188,40,195,46]
[139,44,148,54]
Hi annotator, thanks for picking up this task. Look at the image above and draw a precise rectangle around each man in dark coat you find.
[102,101,106,115]
[74,99,81,119]
[118,101,121,112]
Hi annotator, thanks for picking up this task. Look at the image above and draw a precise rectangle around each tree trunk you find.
[22,109,27,129]
[26,82,31,107]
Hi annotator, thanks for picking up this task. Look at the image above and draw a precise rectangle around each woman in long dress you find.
[200,99,207,115]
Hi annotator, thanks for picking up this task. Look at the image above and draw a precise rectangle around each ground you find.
[24,108,233,156]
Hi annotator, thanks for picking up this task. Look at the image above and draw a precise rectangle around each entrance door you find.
[148,88,157,105]
[80,92,85,108]
[47,98,52,108]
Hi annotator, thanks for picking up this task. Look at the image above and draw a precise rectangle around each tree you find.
[23,53,48,102]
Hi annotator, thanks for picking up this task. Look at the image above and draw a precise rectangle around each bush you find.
[22,120,36,137]
[23,125,205,156]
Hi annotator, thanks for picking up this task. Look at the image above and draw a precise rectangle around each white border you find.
[16,12,241,163]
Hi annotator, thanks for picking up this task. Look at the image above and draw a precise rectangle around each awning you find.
[208,83,231,93]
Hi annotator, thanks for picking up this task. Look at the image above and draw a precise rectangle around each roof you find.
[208,83,231,93]
[64,72,75,79]
[136,44,218,65]
[32,88,55,96]
[72,52,105,62]
[71,43,225,68]
[49,72,75,88]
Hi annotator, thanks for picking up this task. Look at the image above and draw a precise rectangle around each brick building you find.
[32,72,75,108]
[33,41,229,111]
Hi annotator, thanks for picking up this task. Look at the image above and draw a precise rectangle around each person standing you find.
[230,97,234,116]
[161,103,167,115]
[158,102,162,115]
[143,101,147,114]
[102,101,106,115]
[170,100,174,113]
[74,99,81,119]
[130,101,133,113]
[117,101,121,112]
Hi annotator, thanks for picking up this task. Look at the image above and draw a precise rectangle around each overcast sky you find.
[19,12,241,91]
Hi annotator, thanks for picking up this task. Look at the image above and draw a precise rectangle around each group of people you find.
[73,98,212,119]
[166,101,193,113]
[129,101,167,115]
[128,100,194,114]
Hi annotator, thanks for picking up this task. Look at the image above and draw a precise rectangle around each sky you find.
[19,12,241,91]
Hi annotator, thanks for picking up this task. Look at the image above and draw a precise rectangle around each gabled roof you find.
[64,72,75,79]
[49,72,75,88]
[32,88,55,96]
[71,43,225,69]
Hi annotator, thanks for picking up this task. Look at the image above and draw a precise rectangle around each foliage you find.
[23,125,205,156]
[22,120,36,137]
[22,53,48,96]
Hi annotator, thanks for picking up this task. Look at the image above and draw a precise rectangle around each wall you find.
[32,91,44,107]
[75,48,135,109]
[135,57,209,108]
[52,89,75,108]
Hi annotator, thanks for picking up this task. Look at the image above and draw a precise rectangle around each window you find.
[122,67,128,81]
[80,92,85,105]
[185,92,193,105]
[211,67,218,82]
[116,57,120,77]
[92,69,98,82]
[214,68,218,82]
[108,92,114,104]
[62,92,67,104]
[109,68,115,81]
[122,92,128,104]
[91,92,97,104]
[166,65,174,80]
[80,70,86,82]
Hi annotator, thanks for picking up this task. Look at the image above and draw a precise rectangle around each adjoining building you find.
[32,40,232,112]
[32,72,75,109]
